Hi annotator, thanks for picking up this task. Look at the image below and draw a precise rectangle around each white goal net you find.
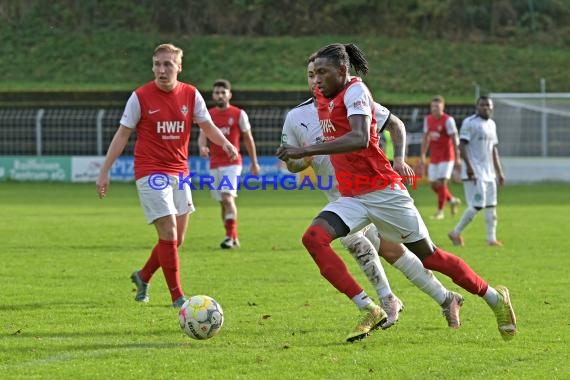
[490,93,570,157]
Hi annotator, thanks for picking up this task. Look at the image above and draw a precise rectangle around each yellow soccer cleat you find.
[492,285,517,341]
[346,303,387,342]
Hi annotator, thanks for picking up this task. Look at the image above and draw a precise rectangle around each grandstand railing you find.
[2,104,566,157]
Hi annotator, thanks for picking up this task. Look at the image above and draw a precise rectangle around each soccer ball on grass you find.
[178,295,224,340]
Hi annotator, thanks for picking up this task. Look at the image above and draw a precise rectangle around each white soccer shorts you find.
[463,179,497,208]
[428,160,455,182]
[321,188,430,244]
[210,164,243,201]
[136,174,195,224]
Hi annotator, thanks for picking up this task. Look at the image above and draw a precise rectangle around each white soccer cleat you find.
[380,295,404,329]
[430,210,445,220]
[449,197,462,216]
[220,237,240,249]
[441,291,464,328]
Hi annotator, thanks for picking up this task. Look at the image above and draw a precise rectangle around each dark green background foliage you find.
[1,0,569,100]
[3,0,570,42]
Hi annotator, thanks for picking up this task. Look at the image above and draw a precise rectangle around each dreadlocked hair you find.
[313,43,369,76]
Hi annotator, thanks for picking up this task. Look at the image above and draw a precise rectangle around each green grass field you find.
[0,182,569,379]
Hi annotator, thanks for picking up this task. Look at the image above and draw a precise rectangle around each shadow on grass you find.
[0,301,181,312]
[2,327,179,340]
[4,341,200,368]
[0,301,88,311]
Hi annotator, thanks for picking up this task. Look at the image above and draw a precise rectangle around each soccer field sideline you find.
[0,182,569,379]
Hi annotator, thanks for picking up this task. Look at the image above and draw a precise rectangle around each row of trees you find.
[2,0,569,43]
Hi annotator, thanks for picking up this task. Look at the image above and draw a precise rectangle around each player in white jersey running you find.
[448,96,505,247]
[279,60,464,329]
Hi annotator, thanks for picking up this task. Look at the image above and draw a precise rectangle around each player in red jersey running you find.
[96,43,238,308]
[277,43,516,342]
[198,79,260,249]
[420,96,461,220]
[280,60,464,330]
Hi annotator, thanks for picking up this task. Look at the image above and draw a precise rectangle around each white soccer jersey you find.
[374,103,391,133]
[459,114,499,181]
[281,99,340,201]
[281,99,392,201]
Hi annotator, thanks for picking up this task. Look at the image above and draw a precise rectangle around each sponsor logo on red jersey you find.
[156,121,185,134]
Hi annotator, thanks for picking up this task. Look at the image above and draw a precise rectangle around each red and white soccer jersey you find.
[315,77,399,197]
[281,98,394,202]
[208,105,251,169]
[423,113,458,164]
[120,81,212,180]
[311,80,429,243]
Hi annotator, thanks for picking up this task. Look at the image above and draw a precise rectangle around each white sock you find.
[362,225,392,299]
[351,291,374,309]
[483,286,499,307]
[484,207,497,242]
[363,224,381,251]
[341,231,392,299]
[393,249,447,305]
[454,207,479,234]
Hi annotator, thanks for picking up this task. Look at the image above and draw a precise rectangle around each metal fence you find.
[3,104,553,157]
[490,93,570,157]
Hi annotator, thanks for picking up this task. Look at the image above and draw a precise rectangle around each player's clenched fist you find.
[276,144,307,161]
[222,142,238,161]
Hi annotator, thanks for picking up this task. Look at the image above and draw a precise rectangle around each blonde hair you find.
[431,95,445,104]
[153,43,183,64]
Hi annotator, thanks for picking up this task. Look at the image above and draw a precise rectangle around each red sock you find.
[156,239,184,302]
[422,248,488,296]
[445,185,453,202]
[437,184,447,210]
[302,225,363,298]
[224,219,237,239]
[139,244,160,283]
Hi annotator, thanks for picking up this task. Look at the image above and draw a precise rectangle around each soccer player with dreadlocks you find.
[277,43,516,342]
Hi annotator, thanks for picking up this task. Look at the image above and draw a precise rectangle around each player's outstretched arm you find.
[420,131,430,165]
[492,145,505,186]
[96,125,133,198]
[242,130,260,175]
[385,114,415,180]
[452,132,461,166]
[385,114,406,160]
[197,130,210,158]
[459,139,474,179]
[197,120,238,161]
